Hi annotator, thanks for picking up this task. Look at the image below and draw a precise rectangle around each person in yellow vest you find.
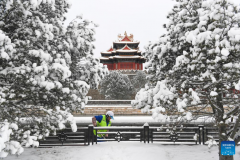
[92,111,114,139]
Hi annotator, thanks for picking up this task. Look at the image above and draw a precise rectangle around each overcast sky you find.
[65,0,240,58]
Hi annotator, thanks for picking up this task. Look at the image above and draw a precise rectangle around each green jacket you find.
[93,115,111,138]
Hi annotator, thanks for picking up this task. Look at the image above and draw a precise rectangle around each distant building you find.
[100,31,145,71]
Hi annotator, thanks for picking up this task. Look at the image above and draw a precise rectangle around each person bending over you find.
[92,111,114,138]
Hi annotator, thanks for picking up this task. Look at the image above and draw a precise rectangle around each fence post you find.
[198,125,204,145]
[88,125,93,145]
[84,131,86,145]
[205,128,208,144]
[147,126,149,143]
[143,127,145,143]
[94,129,97,144]
[202,126,205,145]
[140,131,142,142]
[151,129,153,143]
[195,129,198,145]
[198,125,201,144]
[144,123,149,143]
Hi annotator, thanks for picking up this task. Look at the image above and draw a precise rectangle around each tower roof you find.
[100,56,145,60]
[122,45,131,50]
[101,47,114,54]
[107,47,114,52]
[115,44,139,53]
[121,36,132,42]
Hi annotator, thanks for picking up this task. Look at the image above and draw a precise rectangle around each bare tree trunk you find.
[215,81,234,160]
[218,123,233,160]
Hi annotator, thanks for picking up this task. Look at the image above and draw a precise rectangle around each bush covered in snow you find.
[131,71,147,93]
[100,71,133,100]
[0,0,107,158]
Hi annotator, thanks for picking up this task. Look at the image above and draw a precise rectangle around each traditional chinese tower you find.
[100,32,145,70]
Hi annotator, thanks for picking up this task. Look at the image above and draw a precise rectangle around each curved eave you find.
[113,41,140,44]
[101,52,112,54]
[111,56,144,59]
[101,56,146,60]
[100,57,110,60]
[116,50,138,53]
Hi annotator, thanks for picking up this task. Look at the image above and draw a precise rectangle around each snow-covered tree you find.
[0,0,107,158]
[100,71,133,100]
[65,16,108,89]
[132,0,240,160]
[131,71,147,93]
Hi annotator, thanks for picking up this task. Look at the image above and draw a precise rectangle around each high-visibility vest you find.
[93,115,111,138]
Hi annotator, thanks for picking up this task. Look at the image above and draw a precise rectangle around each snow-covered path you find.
[5,142,240,160]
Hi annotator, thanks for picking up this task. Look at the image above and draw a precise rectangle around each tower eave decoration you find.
[118,31,134,42]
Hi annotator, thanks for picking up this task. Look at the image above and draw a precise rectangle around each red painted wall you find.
[119,62,135,70]
[104,62,144,70]
[103,63,113,70]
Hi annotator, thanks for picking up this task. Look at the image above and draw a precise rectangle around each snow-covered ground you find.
[3,116,238,160]
[74,116,215,123]
[75,116,155,123]
[5,142,240,160]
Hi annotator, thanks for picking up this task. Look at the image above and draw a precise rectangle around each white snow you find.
[176,98,187,112]
[185,112,192,121]
[74,116,215,124]
[228,28,240,37]
[223,63,233,68]
[205,136,217,149]
[4,142,240,160]
[62,88,70,94]
[75,116,155,123]
[189,88,201,104]
[175,54,189,67]
[221,48,230,57]
[110,55,141,58]
[0,122,24,158]
[210,91,218,97]
[89,100,132,101]
[235,80,240,90]
[86,105,133,108]
[0,50,10,60]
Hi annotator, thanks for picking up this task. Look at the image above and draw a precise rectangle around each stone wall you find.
[87,89,105,100]
[87,100,131,105]
[87,89,136,100]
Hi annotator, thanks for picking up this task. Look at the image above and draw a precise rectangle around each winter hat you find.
[106,111,114,120]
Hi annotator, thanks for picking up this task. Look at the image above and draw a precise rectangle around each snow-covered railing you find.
[90,125,214,145]
[93,126,145,144]
[39,124,238,147]
[39,127,89,147]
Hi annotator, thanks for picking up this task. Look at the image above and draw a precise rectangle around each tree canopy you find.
[132,0,240,159]
[0,0,107,157]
